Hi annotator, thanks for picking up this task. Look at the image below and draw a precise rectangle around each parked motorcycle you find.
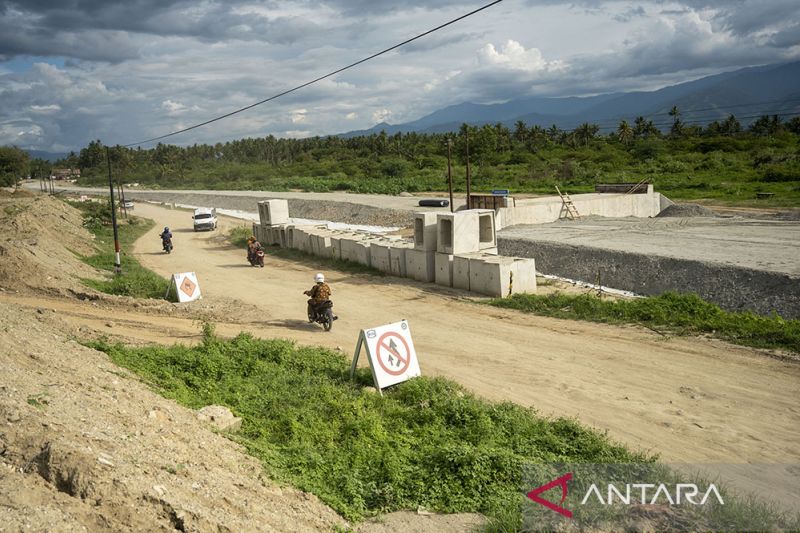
[162,238,173,254]
[308,300,336,331]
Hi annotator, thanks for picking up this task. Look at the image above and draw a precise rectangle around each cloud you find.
[1,0,799,151]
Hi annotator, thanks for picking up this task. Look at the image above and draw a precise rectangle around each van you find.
[193,207,218,231]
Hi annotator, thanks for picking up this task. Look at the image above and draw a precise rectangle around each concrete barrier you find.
[435,252,454,287]
[340,235,372,266]
[389,242,413,277]
[309,231,333,257]
[405,249,435,282]
[453,252,497,291]
[257,199,289,226]
[468,256,537,297]
[370,240,395,273]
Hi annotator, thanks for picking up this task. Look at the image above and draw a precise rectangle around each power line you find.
[123,0,504,148]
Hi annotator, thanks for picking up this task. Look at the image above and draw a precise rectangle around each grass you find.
[228,224,384,276]
[66,199,171,299]
[488,291,800,353]
[86,328,800,530]
[87,328,647,523]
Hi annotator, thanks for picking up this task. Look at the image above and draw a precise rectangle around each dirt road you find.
[120,203,800,508]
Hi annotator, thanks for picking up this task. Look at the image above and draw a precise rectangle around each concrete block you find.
[437,211,481,255]
[340,236,371,266]
[453,252,494,291]
[389,242,413,277]
[435,253,454,287]
[414,212,438,251]
[310,231,333,257]
[469,256,537,297]
[405,249,435,282]
[258,199,289,226]
[369,241,394,273]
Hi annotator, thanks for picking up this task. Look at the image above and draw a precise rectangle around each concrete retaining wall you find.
[495,191,664,229]
[498,237,800,318]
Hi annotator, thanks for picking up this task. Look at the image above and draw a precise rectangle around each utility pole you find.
[465,128,472,209]
[446,137,454,213]
[105,147,122,273]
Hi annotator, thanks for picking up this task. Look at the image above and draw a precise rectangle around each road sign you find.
[168,272,202,303]
[491,189,510,196]
[350,320,421,393]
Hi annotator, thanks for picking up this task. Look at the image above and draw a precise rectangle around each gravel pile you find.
[656,203,716,218]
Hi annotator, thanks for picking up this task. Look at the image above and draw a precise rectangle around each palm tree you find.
[669,106,684,137]
[617,120,633,145]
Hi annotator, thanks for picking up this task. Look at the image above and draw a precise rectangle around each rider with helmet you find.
[160,227,173,251]
[304,273,333,322]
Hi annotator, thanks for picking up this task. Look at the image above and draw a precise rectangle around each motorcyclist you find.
[246,236,256,263]
[160,227,173,250]
[304,273,333,322]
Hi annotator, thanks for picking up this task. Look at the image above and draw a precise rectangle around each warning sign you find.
[169,272,202,303]
[350,320,421,392]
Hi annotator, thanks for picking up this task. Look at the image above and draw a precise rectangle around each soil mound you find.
[0,193,99,294]
[0,302,346,531]
[656,203,716,218]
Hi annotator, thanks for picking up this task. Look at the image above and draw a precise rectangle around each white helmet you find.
[314,273,325,283]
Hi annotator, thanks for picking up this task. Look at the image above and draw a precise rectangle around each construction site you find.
[1,182,799,531]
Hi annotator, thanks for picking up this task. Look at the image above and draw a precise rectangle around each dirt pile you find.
[656,203,716,217]
[0,301,347,531]
[0,192,100,294]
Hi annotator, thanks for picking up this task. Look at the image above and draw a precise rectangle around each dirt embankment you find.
[0,191,100,296]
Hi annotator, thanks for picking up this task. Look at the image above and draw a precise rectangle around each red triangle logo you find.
[526,472,573,518]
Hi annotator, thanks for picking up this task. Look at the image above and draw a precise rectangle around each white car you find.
[192,207,218,231]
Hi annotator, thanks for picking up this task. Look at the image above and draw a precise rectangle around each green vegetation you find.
[87,328,800,530]
[88,328,647,523]
[68,199,171,299]
[488,292,800,353]
[0,145,30,187]
[64,115,800,206]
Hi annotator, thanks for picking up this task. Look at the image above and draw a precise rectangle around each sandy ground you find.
[108,202,800,510]
[499,216,800,276]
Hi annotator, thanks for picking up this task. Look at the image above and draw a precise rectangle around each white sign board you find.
[169,272,202,303]
[350,320,421,392]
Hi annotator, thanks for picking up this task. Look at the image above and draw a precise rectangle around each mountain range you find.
[342,61,800,137]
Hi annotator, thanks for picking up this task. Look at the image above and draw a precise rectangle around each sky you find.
[1,0,799,153]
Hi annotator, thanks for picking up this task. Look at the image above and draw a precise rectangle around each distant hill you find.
[26,150,68,162]
[341,61,800,136]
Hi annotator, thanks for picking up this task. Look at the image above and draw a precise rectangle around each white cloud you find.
[345,112,357,120]
[291,109,308,123]
[372,108,392,123]
[30,104,61,114]
[476,40,566,73]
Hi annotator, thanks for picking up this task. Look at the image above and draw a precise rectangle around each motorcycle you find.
[162,238,173,254]
[308,300,336,331]
[247,248,265,267]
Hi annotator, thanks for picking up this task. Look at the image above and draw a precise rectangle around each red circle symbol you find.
[375,332,411,376]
